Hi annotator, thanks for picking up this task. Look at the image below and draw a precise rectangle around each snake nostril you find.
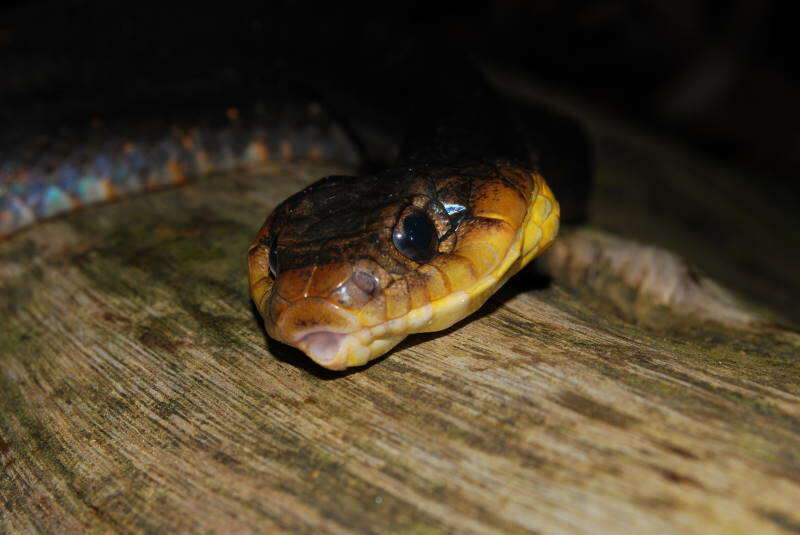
[352,270,378,296]
[330,270,380,309]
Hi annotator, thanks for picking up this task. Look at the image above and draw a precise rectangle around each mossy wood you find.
[2,78,799,533]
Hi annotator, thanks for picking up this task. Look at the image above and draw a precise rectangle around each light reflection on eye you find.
[443,203,466,217]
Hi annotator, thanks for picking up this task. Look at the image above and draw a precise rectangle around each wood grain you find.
[2,115,799,533]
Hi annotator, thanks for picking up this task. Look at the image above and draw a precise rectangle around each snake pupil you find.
[392,208,438,263]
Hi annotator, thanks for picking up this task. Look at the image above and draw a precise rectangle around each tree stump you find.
[2,81,799,533]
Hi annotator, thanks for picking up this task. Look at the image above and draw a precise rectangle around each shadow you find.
[497,261,553,304]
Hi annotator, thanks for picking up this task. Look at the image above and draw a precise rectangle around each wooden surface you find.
[2,96,800,533]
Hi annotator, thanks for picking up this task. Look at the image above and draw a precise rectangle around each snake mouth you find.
[296,331,349,365]
[291,327,406,370]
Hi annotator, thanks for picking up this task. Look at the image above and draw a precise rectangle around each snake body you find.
[249,162,559,369]
[0,104,359,236]
[2,27,561,370]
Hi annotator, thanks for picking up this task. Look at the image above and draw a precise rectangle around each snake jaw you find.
[295,331,351,368]
[269,299,434,370]
[289,327,404,370]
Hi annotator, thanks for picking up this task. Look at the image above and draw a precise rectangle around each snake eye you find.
[392,206,439,263]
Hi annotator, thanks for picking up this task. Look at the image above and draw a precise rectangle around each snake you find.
[248,159,559,370]
[1,18,564,370]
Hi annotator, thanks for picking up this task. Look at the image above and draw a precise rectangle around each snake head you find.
[248,162,559,370]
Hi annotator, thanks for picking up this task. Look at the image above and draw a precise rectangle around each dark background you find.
[1,0,798,187]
